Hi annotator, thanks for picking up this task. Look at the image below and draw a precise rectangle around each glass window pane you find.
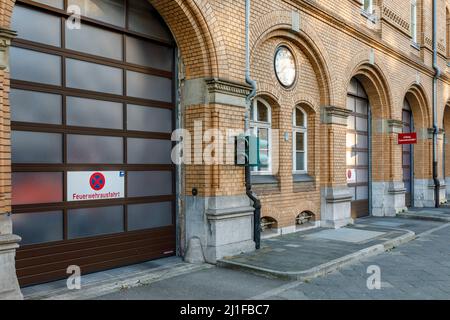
[12,211,63,245]
[10,89,62,124]
[356,152,368,166]
[67,134,123,163]
[12,5,61,46]
[126,71,172,102]
[348,79,358,96]
[356,134,368,149]
[403,153,411,166]
[10,47,61,85]
[127,171,172,197]
[347,115,355,130]
[346,133,356,148]
[68,0,125,27]
[356,117,368,131]
[346,151,356,166]
[356,99,368,114]
[259,150,269,168]
[257,101,269,122]
[68,206,124,239]
[128,202,172,231]
[12,131,62,163]
[296,132,305,151]
[126,36,173,71]
[296,108,305,127]
[403,168,412,181]
[356,186,369,200]
[356,169,368,183]
[296,152,305,171]
[66,58,123,95]
[127,104,172,133]
[127,138,172,164]
[128,0,172,41]
[66,23,122,60]
[33,0,64,8]
[67,96,123,129]
[12,172,63,205]
[346,97,355,111]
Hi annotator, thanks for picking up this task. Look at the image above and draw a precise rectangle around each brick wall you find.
[0,0,449,230]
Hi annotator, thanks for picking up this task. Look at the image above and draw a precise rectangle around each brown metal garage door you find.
[10,0,176,286]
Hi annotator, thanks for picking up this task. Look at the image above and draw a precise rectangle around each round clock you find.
[274,46,296,88]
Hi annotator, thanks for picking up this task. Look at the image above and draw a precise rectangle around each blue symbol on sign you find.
[119,171,125,177]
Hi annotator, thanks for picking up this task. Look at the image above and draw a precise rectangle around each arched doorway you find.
[346,78,371,218]
[402,99,414,207]
[10,0,177,286]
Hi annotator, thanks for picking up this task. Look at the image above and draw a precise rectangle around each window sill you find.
[251,174,278,185]
[361,10,376,24]
[411,42,420,51]
[293,173,315,183]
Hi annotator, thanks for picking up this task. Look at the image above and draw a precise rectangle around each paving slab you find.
[218,219,416,280]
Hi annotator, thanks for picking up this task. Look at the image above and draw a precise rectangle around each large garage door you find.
[402,100,413,207]
[10,0,176,286]
[346,78,370,218]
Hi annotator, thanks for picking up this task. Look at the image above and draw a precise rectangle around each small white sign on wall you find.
[347,169,356,184]
[67,171,125,202]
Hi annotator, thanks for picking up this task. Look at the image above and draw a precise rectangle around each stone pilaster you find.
[320,106,353,228]
[414,128,439,207]
[0,27,22,300]
[180,78,255,263]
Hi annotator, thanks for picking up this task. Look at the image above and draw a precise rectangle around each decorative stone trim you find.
[0,27,17,71]
[321,106,351,126]
[183,78,252,108]
[205,78,252,98]
[381,6,410,37]
[387,119,403,134]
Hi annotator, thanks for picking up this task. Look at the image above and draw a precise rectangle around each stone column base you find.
[414,179,437,207]
[185,195,255,264]
[320,186,353,229]
[439,179,447,204]
[372,181,406,217]
[0,234,23,300]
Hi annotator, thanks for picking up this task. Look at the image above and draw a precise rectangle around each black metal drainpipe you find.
[245,0,261,250]
[432,0,441,208]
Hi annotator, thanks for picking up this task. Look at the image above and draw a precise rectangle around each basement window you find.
[260,216,279,238]
[296,211,316,231]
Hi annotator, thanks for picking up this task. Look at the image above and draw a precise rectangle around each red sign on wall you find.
[398,132,417,145]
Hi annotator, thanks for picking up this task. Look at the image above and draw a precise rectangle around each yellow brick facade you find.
[1,0,450,296]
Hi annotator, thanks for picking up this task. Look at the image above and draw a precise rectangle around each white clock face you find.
[274,47,296,88]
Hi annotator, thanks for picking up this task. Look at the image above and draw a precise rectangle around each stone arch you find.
[250,11,334,106]
[150,0,228,79]
[344,54,394,120]
[404,82,432,130]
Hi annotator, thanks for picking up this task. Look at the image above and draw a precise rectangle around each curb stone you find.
[25,263,214,300]
[217,230,416,281]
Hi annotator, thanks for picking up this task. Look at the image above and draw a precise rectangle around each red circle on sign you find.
[347,170,352,179]
[90,172,106,191]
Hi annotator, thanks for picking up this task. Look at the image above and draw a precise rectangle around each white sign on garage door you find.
[67,171,125,202]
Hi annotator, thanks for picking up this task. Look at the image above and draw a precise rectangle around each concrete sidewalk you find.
[218,217,443,281]
[22,216,445,300]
